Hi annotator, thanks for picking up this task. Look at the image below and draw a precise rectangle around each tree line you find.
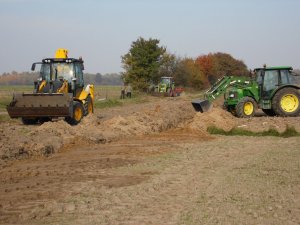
[121,37,249,91]
[0,72,123,86]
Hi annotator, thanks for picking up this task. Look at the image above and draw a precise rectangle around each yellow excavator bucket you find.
[55,48,68,58]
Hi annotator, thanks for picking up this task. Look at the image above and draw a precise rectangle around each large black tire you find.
[65,101,84,125]
[21,118,38,125]
[272,88,300,117]
[39,117,52,124]
[235,97,257,118]
[84,96,93,116]
[262,109,276,117]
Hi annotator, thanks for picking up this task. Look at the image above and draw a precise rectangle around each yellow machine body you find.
[55,48,68,58]
[6,49,94,125]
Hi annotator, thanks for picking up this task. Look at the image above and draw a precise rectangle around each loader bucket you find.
[6,93,72,118]
[191,99,212,113]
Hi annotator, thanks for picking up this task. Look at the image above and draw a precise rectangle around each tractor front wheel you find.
[272,88,300,117]
[65,101,84,125]
[235,97,257,118]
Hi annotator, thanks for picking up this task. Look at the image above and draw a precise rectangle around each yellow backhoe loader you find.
[7,49,94,125]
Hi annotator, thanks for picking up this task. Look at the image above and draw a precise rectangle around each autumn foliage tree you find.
[162,52,248,90]
[196,52,248,85]
[195,54,213,88]
[120,36,249,91]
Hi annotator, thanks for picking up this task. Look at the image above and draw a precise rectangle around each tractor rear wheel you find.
[65,101,84,125]
[272,88,300,117]
[236,97,257,118]
[84,96,93,116]
[262,109,276,117]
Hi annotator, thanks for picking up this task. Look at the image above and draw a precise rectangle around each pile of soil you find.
[236,115,300,133]
[186,107,236,132]
[0,99,196,164]
[187,107,300,134]
[1,97,300,165]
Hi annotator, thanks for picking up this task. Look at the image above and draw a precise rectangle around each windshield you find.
[40,64,51,81]
[52,63,74,81]
[160,78,171,84]
[39,62,74,81]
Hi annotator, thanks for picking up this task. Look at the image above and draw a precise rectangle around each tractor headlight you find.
[229,92,237,99]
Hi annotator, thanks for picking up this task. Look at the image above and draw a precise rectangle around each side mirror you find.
[81,64,84,70]
[31,63,36,71]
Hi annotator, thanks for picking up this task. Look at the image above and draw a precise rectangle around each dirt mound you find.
[187,107,236,133]
[0,99,196,164]
[187,106,300,134]
[0,122,62,164]
[2,97,299,165]
[94,100,195,140]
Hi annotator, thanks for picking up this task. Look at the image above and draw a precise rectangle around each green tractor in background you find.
[192,66,300,117]
[155,77,183,97]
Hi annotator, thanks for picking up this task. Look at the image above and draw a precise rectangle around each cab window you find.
[40,64,51,81]
[263,70,279,92]
[74,63,84,87]
[255,70,263,84]
[280,70,289,85]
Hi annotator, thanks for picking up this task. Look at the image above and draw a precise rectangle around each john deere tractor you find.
[192,66,300,117]
[7,49,94,125]
[154,77,183,97]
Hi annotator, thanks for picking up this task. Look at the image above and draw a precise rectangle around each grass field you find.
[0,85,146,113]
[0,86,34,111]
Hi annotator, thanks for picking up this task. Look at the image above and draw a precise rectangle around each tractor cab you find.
[254,67,298,99]
[158,77,174,93]
[32,58,85,95]
[160,77,174,85]
[32,48,84,95]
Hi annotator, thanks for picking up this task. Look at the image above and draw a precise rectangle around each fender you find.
[270,84,300,99]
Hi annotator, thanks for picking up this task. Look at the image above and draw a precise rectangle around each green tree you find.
[121,37,166,90]
[172,58,205,90]
[171,57,189,87]
[157,52,177,81]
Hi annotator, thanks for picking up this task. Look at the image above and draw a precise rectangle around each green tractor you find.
[156,77,175,96]
[192,66,300,117]
[154,77,183,97]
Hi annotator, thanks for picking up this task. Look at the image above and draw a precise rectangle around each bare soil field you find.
[0,96,299,224]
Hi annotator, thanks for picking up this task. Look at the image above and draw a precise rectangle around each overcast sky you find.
[0,0,299,74]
